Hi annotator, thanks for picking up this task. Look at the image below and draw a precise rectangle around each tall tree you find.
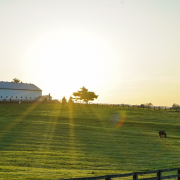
[68,96,74,104]
[72,86,98,104]
[61,96,67,104]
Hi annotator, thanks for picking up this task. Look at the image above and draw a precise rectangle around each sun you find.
[23,29,117,99]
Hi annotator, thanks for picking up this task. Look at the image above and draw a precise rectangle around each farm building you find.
[0,81,42,102]
[37,94,52,102]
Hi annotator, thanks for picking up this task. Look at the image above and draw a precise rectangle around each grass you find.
[0,103,180,179]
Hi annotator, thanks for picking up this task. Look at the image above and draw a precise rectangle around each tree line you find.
[139,102,180,108]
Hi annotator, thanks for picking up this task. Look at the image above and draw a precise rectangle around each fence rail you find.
[110,104,180,111]
[75,103,179,111]
[63,167,180,180]
[88,103,180,111]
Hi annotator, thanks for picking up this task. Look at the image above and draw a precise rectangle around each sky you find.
[0,0,180,106]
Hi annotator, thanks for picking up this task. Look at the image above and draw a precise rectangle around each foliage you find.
[72,86,98,103]
[140,104,145,108]
[12,78,23,83]
[68,96,74,104]
[61,96,67,104]
[140,103,153,108]
[172,103,180,108]
[145,102,153,106]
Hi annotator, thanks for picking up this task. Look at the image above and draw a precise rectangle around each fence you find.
[75,103,179,112]
[1,99,179,111]
[56,101,180,111]
[63,167,180,180]
[85,103,179,112]
[109,104,180,111]
[58,100,177,111]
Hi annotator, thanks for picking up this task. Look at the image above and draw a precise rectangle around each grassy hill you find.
[0,103,180,179]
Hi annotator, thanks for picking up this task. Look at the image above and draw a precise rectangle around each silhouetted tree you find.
[62,96,67,104]
[12,78,23,83]
[172,103,180,108]
[140,104,145,108]
[144,103,153,106]
[72,86,98,104]
[140,103,153,108]
[68,96,74,104]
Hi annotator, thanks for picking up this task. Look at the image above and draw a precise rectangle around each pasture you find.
[0,103,180,179]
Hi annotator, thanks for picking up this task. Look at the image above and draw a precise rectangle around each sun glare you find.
[24,29,118,98]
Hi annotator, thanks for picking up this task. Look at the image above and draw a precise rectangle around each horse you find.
[159,130,167,138]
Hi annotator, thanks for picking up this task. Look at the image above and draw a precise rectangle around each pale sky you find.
[1,0,180,106]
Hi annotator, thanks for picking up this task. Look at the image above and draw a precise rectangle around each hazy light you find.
[23,29,119,99]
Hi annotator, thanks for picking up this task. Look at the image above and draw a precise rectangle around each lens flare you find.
[112,111,126,128]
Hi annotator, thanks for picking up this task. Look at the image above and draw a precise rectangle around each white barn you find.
[0,82,42,102]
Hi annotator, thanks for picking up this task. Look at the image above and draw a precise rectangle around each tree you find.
[145,103,153,106]
[140,104,145,108]
[172,103,180,108]
[72,86,98,104]
[61,96,67,104]
[12,78,23,83]
[68,96,74,104]
[140,103,153,108]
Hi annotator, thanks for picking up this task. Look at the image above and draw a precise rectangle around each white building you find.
[0,81,42,102]
[37,94,52,102]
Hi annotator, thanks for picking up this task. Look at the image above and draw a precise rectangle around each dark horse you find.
[159,130,167,138]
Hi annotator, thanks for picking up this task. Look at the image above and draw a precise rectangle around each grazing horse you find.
[159,130,167,138]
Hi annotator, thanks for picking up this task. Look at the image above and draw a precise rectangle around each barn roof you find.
[0,82,42,91]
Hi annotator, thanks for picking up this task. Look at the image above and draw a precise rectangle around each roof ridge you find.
[0,82,42,91]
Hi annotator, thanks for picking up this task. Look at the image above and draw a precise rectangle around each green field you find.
[0,103,180,179]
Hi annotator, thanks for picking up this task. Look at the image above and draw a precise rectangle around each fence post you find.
[157,170,161,180]
[105,175,111,180]
[159,106,160,111]
[178,169,180,180]
[133,172,138,180]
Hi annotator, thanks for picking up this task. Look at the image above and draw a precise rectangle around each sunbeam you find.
[40,104,63,151]
[0,102,40,140]
[68,104,76,150]
[82,105,130,165]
